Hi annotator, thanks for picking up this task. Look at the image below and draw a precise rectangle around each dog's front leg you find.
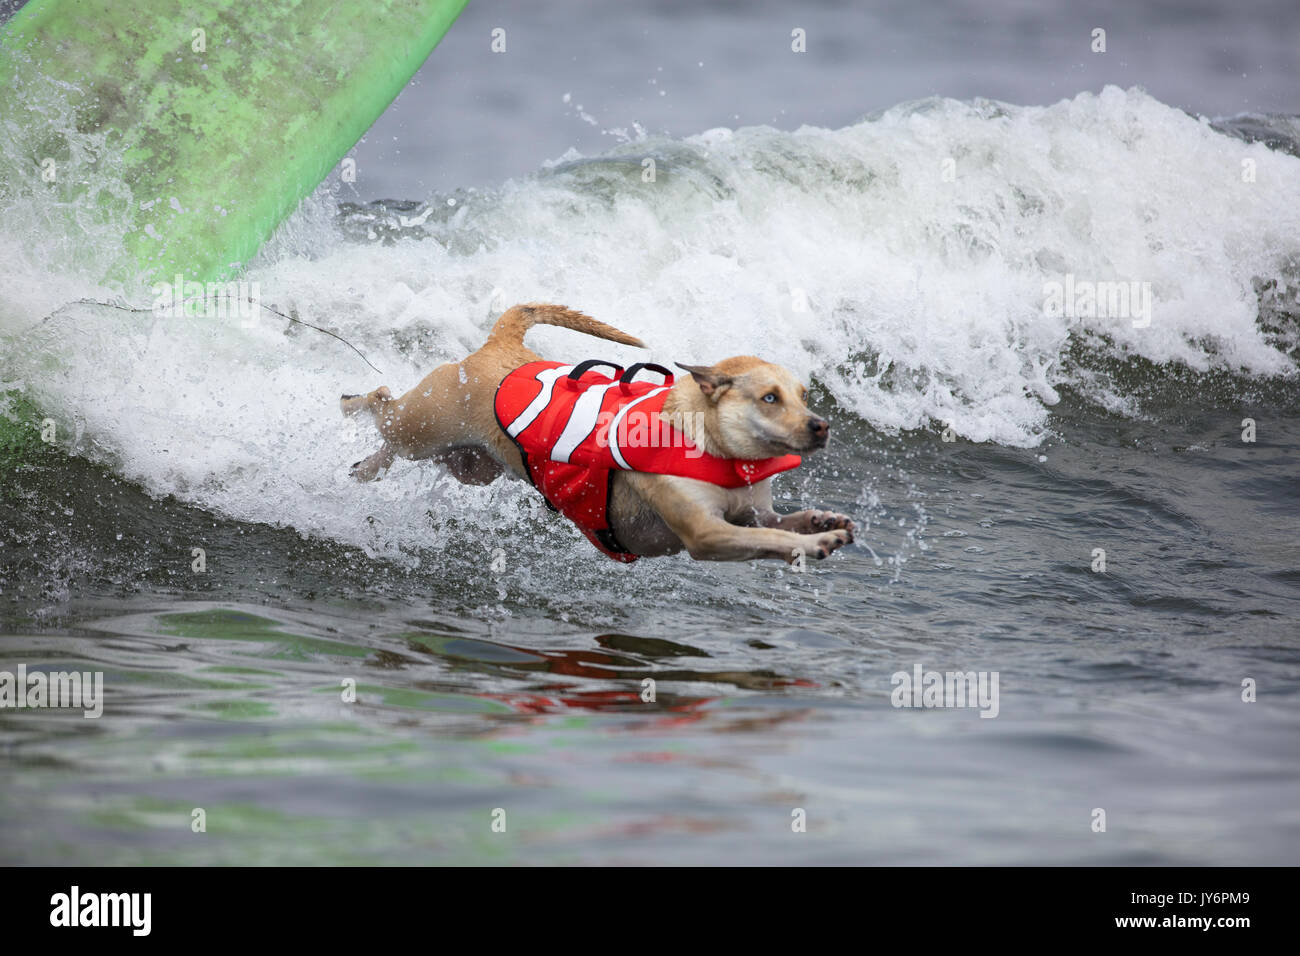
[756,509,857,535]
[683,520,852,563]
[629,475,852,563]
[724,484,855,536]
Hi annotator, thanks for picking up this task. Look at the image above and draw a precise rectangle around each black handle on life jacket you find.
[619,363,674,385]
[567,360,624,381]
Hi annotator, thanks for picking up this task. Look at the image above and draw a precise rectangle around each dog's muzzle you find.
[807,416,829,448]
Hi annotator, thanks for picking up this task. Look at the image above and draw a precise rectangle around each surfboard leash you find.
[39,298,385,375]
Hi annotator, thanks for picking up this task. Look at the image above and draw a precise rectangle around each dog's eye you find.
[763,392,779,404]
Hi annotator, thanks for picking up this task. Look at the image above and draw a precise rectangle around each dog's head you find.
[676,356,829,459]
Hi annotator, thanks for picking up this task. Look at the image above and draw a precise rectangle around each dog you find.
[341,303,854,563]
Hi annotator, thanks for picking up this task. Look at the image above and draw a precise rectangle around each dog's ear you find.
[677,362,733,400]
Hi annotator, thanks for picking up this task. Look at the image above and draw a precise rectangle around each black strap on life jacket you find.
[566,359,624,381]
[619,362,674,385]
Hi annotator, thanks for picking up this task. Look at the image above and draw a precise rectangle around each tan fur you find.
[343,303,854,562]
[487,303,645,351]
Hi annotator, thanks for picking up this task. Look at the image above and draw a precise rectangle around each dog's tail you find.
[487,303,645,350]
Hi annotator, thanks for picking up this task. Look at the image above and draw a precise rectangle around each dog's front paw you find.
[801,528,853,560]
[809,511,856,534]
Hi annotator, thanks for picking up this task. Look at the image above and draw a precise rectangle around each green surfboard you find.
[0,0,469,287]
[0,0,469,465]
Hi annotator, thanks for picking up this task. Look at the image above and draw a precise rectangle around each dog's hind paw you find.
[350,444,395,481]
[340,386,392,418]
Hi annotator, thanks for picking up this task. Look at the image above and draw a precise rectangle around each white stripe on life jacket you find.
[505,365,574,438]
[551,382,619,463]
[608,386,671,470]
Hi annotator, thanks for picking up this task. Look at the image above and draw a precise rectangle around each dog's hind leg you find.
[344,360,521,482]
[340,386,392,418]
[343,387,398,480]
[350,442,396,482]
[434,446,504,485]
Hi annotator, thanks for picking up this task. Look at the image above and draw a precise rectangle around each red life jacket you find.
[494,360,802,561]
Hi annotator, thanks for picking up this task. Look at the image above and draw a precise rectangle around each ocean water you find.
[2,1,1299,865]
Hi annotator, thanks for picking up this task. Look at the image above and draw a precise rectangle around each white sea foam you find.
[2,87,1297,560]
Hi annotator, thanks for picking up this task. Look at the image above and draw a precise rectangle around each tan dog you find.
[341,304,854,563]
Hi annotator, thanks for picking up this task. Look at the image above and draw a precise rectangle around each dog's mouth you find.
[769,433,827,454]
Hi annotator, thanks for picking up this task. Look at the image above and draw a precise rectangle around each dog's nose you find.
[808,417,829,439]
